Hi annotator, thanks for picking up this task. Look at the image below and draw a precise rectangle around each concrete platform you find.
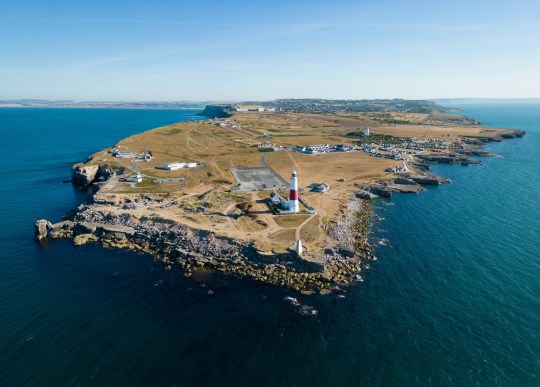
[230,167,286,191]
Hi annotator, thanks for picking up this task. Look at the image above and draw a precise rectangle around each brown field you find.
[268,229,296,244]
[234,112,370,133]
[265,150,398,188]
[81,109,518,256]
[300,215,320,243]
[369,124,509,139]
[273,214,311,228]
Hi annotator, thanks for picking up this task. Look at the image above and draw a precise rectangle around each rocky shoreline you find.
[35,192,374,294]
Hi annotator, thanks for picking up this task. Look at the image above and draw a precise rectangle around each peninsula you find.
[34,99,525,293]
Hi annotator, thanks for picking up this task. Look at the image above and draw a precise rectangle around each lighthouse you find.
[289,170,300,213]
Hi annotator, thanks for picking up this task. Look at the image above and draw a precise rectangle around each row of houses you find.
[293,144,353,155]
[401,137,445,150]
[360,144,407,160]
[386,166,408,173]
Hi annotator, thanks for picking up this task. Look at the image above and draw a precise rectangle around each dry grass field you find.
[370,124,507,139]
[265,150,398,187]
[80,109,517,257]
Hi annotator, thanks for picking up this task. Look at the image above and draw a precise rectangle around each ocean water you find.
[0,104,538,386]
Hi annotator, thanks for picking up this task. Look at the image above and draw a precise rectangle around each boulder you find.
[49,221,75,239]
[49,228,73,239]
[52,220,75,230]
[337,245,355,258]
[34,219,53,240]
[113,232,126,240]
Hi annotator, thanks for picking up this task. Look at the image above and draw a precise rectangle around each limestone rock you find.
[71,165,99,186]
[50,220,76,239]
[337,245,355,258]
[394,177,417,185]
[367,185,392,198]
[73,233,98,246]
[407,175,440,185]
[34,219,53,240]
[355,190,377,200]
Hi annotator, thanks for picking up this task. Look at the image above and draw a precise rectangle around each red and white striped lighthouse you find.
[289,170,300,213]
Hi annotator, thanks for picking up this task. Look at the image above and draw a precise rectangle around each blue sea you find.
[0,105,538,386]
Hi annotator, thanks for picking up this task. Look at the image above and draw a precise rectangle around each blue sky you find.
[1,0,539,101]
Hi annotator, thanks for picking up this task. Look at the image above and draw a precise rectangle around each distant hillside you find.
[243,98,447,114]
[0,100,211,110]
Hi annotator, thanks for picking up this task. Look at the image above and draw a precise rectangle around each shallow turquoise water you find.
[0,105,538,386]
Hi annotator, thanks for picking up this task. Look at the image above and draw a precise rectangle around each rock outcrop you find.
[417,154,465,164]
[394,177,417,185]
[356,191,377,200]
[49,221,75,239]
[73,233,99,246]
[34,219,53,240]
[72,165,99,186]
[407,175,441,185]
[367,185,392,198]
[71,163,115,187]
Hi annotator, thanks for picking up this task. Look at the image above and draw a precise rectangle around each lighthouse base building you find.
[267,170,304,214]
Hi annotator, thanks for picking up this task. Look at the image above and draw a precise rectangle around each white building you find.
[163,162,186,170]
[305,144,330,154]
[127,173,142,183]
[269,191,289,209]
[114,151,134,158]
[162,162,198,170]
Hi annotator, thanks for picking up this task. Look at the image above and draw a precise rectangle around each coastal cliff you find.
[198,104,234,118]
[72,163,115,187]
